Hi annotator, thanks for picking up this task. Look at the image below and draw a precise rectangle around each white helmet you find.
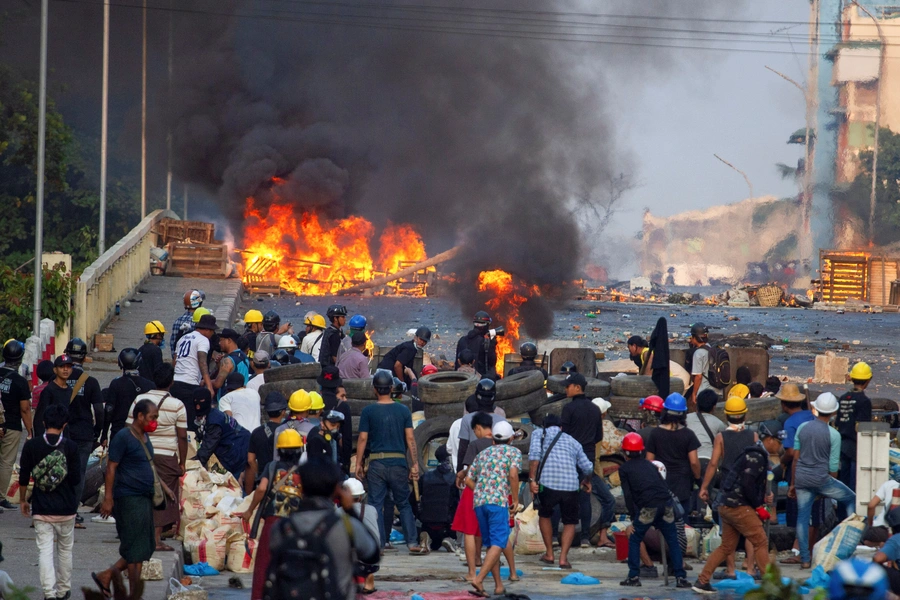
[278,336,298,350]
[343,478,365,497]
[652,460,667,480]
[812,392,839,415]
[592,398,611,414]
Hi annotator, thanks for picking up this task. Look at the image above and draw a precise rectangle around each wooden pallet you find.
[165,242,230,278]
[155,218,215,245]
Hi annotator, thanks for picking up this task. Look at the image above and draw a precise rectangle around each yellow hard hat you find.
[724,396,748,416]
[276,429,305,449]
[244,309,264,324]
[303,311,318,326]
[728,384,749,400]
[144,320,166,336]
[310,314,326,329]
[192,307,212,323]
[850,361,873,381]
[288,389,312,413]
[309,391,325,411]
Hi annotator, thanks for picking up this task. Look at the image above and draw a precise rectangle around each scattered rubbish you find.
[573,325,580,331]
[853,340,860,345]
[560,572,599,585]
[585,312,597,318]
[622,314,631,319]
[837,310,845,314]
[227,576,243,588]
[389,529,406,544]
[183,562,220,577]
[771,345,784,351]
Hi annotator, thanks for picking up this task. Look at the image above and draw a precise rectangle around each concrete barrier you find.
[73,209,179,343]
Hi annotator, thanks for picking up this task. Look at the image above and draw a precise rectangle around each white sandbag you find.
[190,525,230,572]
[812,514,866,572]
[226,528,258,573]
[513,503,546,555]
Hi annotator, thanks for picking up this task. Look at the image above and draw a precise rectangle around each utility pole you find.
[99,0,109,254]
[166,0,173,212]
[33,0,49,337]
[141,0,147,218]
[183,184,188,220]
[714,154,754,200]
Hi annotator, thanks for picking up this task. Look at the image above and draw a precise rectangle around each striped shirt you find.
[127,390,187,457]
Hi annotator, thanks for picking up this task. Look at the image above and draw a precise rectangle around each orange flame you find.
[477,269,537,376]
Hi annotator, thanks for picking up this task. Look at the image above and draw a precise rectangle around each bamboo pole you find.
[337,246,461,295]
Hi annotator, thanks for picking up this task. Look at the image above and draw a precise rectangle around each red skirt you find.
[451,487,481,536]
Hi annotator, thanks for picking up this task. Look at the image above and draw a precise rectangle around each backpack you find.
[228,350,251,385]
[33,444,68,493]
[264,509,355,600]
[685,344,731,390]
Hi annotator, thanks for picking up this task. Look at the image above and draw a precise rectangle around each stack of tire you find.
[528,375,611,426]
[607,375,685,421]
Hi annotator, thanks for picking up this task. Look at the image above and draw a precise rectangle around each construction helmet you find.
[343,478,365,497]
[65,338,88,360]
[278,336,298,350]
[724,396,748,416]
[308,391,325,411]
[729,383,750,400]
[640,395,665,413]
[348,315,367,330]
[144,320,166,336]
[473,311,492,326]
[310,314,326,329]
[421,364,439,376]
[276,429,305,450]
[622,432,644,452]
[663,393,688,412]
[2,339,24,362]
[303,311,318,326]
[192,307,211,323]
[828,558,888,600]
[117,348,142,371]
[244,309,264,324]
[850,362,873,381]
[288,390,311,413]
[326,304,348,319]
[263,310,280,333]
[519,342,538,360]
[184,289,203,309]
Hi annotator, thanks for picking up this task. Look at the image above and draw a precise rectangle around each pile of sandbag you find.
[179,467,260,573]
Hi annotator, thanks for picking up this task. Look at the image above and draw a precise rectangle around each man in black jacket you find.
[319,304,347,367]
[305,411,345,465]
[319,366,352,474]
[455,311,497,379]
[0,339,32,511]
[417,445,459,552]
[19,404,81,600]
[138,321,166,381]
[377,327,430,386]
[102,348,154,446]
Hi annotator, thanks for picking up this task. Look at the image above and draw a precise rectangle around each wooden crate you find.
[165,242,230,278]
[94,333,114,352]
[868,257,899,306]
[156,218,215,245]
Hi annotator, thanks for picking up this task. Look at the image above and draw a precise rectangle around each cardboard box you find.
[94,333,114,352]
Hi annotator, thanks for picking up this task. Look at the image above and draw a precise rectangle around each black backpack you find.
[685,344,731,390]
[264,509,354,600]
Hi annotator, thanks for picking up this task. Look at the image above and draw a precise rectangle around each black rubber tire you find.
[418,372,479,405]
[495,371,544,401]
[510,422,534,456]
[495,389,548,417]
[346,396,412,416]
[528,398,572,426]
[259,379,318,400]
[423,402,466,419]
[610,375,684,398]
[546,375,611,398]
[606,396,646,421]
[413,416,456,473]
[264,362,322,383]
[342,378,377,400]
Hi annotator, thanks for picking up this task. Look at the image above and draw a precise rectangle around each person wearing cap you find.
[34,355,75,440]
[172,313,217,431]
[835,362,874,500]
[337,330,371,380]
[560,372,616,549]
[687,323,712,406]
[465,420,521,597]
[212,328,251,396]
[0,340,31,511]
[528,414,594,568]
[306,410,345,464]
[193,388,250,479]
[247,350,270,393]
[218,372,261,432]
[344,477,380,594]
[244,392,287,496]
[377,326,431,387]
[627,336,650,372]
[318,366,352,473]
[139,321,166,382]
[788,392,857,569]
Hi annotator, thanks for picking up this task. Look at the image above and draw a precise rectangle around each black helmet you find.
[2,339,24,363]
[373,370,393,394]
[263,310,281,333]
[690,322,709,340]
[117,348,142,371]
[415,326,432,344]
[475,378,496,402]
[559,361,577,374]
[473,311,491,327]
[326,304,348,319]
[65,337,88,361]
[887,507,900,530]
[272,349,290,365]
[519,342,537,360]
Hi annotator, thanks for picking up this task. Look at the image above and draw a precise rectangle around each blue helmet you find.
[663,393,687,412]
[348,314,367,330]
[829,558,888,600]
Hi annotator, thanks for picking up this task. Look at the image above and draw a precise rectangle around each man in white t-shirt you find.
[171,313,217,431]
[865,478,900,546]
[126,362,187,551]
[247,351,269,393]
[218,372,261,432]
[689,322,712,406]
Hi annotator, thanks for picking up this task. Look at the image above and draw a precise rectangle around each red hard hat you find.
[422,365,439,376]
[622,432,645,452]
[640,395,664,413]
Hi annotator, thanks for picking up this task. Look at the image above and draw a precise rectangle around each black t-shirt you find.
[319,326,344,367]
[105,374,155,440]
[249,421,277,474]
[0,366,31,431]
[560,395,603,460]
[377,341,418,376]
[19,433,81,515]
[645,426,701,502]
[35,382,75,439]
[835,390,872,448]
[138,342,164,382]
[66,366,104,442]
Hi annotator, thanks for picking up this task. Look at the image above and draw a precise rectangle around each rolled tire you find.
[424,401,466,420]
[495,371,544,401]
[418,372,479,405]
[413,416,455,473]
[346,396,412,416]
[528,398,572,426]
[264,362,322,382]
[259,379,318,400]
[610,375,684,398]
[546,376,610,398]
[495,389,548,417]
[342,378,376,400]
[510,423,535,476]
[606,396,646,421]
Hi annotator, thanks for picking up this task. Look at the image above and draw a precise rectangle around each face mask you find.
[144,420,159,433]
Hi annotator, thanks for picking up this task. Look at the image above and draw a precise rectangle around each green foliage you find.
[743,563,809,600]
[0,262,76,341]
[5,585,37,600]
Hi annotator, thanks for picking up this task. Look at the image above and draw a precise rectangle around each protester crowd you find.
[1,295,899,599]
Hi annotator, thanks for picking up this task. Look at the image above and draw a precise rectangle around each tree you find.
[572,172,638,238]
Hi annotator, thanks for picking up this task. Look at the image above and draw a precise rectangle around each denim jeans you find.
[796,478,856,563]
[367,460,418,547]
[73,440,94,510]
[579,473,616,542]
[628,505,685,579]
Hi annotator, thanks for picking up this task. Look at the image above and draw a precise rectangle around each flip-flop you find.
[539,556,555,565]
[779,556,803,565]
[559,563,573,570]
[359,588,377,595]
[494,588,507,596]
[468,591,490,598]
[91,572,111,599]
[508,577,520,583]
[74,523,87,530]
[596,541,616,549]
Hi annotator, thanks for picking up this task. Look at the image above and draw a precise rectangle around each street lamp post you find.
[33,0,49,337]
[99,0,109,255]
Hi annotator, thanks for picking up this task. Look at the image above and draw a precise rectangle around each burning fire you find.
[241,182,429,295]
[477,269,539,376]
